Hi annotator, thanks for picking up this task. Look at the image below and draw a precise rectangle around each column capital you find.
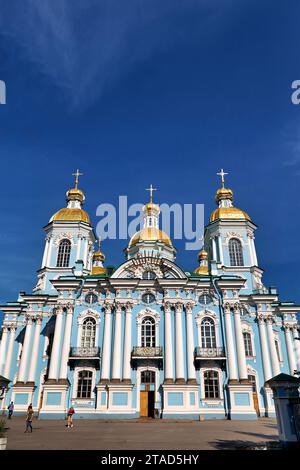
[164,301,172,313]
[114,302,122,314]
[223,302,231,314]
[266,315,275,325]
[125,302,133,313]
[233,303,242,314]
[257,314,266,325]
[175,302,183,313]
[35,315,43,325]
[103,302,113,314]
[185,302,194,314]
[24,315,33,325]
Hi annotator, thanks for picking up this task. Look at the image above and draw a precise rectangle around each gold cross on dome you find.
[72,169,83,189]
[146,184,157,202]
[96,238,102,250]
[217,169,228,188]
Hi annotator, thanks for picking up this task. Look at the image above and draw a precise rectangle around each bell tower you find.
[204,169,263,292]
[34,170,95,293]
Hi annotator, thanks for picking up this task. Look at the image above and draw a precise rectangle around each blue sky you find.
[0,0,300,311]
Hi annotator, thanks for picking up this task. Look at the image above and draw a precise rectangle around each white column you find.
[186,304,196,383]
[46,236,53,267]
[258,316,272,382]
[41,238,50,268]
[0,326,9,375]
[123,303,132,383]
[164,303,174,383]
[76,235,82,261]
[48,308,64,380]
[101,305,112,382]
[175,303,185,382]
[112,304,122,381]
[233,306,248,381]
[59,308,73,379]
[292,326,300,372]
[83,238,89,268]
[212,238,217,261]
[266,317,280,376]
[218,235,224,264]
[248,235,255,266]
[3,327,16,378]
[284,325,296,375]
[27,317,42,383]
[223,307,238,381]
[250,237,258,265]
[17,317,33,383]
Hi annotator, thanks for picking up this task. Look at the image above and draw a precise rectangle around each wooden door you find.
[248,374,260,417]
[140,391,148,417]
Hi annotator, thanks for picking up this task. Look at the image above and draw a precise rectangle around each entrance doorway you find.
[248,374,260,417]
[140,390,155,418]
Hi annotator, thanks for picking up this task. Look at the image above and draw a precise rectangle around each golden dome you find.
[194,265,209,275]
[144,201,160,213]
[93,250,105,262]
[198,248,208,260]
[67,188,85,203]
[210,207,251,223]
[50,208,90,223]
[215,187,233,204]
[129,227,172,247]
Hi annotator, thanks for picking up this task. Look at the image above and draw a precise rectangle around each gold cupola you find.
[50,169,91,224]
[127,185,176,261]
[210,169,251,223]
[194,248,209,275]
[91,239,106,275]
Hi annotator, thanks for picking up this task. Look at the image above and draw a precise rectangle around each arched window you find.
[201,317,216,348]
[204,370,220,399]
[56,239,71,267]
[229,238,244,266]
[142,293,155,304]
[141,317,156,347]
[81,317,96,348]
[243,332,253,356]
[141,370,155,384]
[77,370,93,398]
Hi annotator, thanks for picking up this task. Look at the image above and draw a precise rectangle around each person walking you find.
[7,401,14,419]
[66,406,75,428]
[24,404,34,433]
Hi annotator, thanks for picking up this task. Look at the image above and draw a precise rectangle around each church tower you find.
[204,169,263,292]
[126,185,176,261]
[34,170,95,293]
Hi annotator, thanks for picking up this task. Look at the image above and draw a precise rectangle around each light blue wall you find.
[168,392,183,406]
[46,392,62,406]
[14,393,29,405]
[112,392,128,406]
[234,392,250,406]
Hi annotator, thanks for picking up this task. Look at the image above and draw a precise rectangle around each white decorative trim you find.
[54,233,74,246]
[136,366,160,412]
[242,322,256,358]
[195,310,220,347]
[200,367,224,401]
[77,309,101,347]
[72,366,96,401]
[224,232,244,245]
[136,308,160,347]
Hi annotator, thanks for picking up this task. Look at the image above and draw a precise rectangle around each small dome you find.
[194,265,209,275]
[144,201,160,213]
[198,248,208,260]
[210,207,251,223]
[91,266,106,275]
[67,188,85,203]
[129,227,172,247]
[93,250,105,262]
[50,208,90,224]
[215,187,233,204]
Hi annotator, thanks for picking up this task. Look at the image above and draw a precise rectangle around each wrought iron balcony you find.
[194,347,226,359]
[70,347,101,358]
[131,346,163,358]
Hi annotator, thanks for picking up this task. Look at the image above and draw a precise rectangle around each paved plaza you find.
[3,416,278,450]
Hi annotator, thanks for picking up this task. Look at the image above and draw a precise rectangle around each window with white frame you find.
[229,238,244,266]
[141,370,155,384]
[204,370,220,399]
[56,239,71,267]
[81,317,96,348]
[243,332,253,356]
[77,370,93,398]
[141,316,156,347]
[201,317,217,348]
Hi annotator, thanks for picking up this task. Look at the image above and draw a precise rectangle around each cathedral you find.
[0,170,299,420]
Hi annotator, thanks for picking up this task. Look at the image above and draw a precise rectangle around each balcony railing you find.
[132,347,163,358]
[70,347,101,358]
[194,347,226,359]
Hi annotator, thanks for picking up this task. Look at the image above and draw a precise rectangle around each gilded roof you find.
[210,207,251,223]
[129,227,172,247]
[50,208,90,224]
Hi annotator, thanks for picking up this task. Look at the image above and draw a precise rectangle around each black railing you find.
[70,347,101,358]
[132,346,163,358]
[194,347,225,358]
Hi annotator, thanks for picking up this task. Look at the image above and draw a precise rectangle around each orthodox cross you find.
[217,169,228,188]
[146,184,157,203]
[72,169,83,189]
